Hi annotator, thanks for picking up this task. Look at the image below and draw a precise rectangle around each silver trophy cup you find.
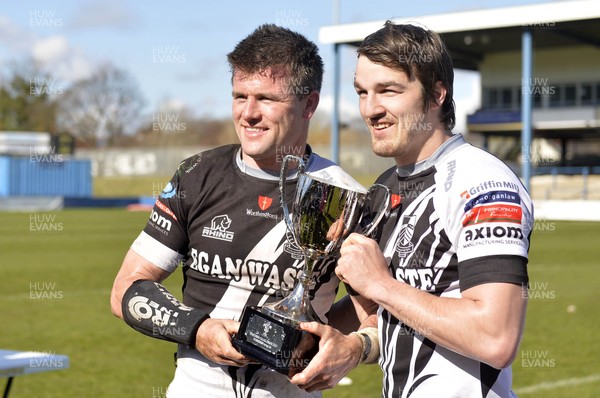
[232,155,390,375]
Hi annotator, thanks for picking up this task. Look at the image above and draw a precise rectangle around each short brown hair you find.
[357,21,456,130]
[227,24,324,95]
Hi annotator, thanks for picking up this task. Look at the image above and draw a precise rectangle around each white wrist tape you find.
[351,327,379,364]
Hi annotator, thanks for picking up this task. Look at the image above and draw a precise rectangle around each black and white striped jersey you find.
[373,134,533,398]
[130,144,340,398]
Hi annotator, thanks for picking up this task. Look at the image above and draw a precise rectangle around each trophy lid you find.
[305,166,367,194]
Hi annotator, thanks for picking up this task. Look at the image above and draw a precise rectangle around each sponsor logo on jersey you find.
[188,247,303,291]
[150,209,173,233]
[444,159,456,191]
[394,267,443,292]
[258,196,273,211]
[160,182,178,199]
[154,200,178,221]
[464,225,524,242]
[395,215,417,259]
[246,195,279,220]
[462,204,522,226]
[390,194,401,210]
[202,214,235,242]
[178,154,202,175]
[463,190,520,213]
[246,208,279,220]
[460,180,520,199]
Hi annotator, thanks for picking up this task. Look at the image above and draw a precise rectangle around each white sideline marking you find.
[514,373,600,394]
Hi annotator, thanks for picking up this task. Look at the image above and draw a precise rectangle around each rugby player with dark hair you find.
[292,22,533,398]
[111,24,375,397]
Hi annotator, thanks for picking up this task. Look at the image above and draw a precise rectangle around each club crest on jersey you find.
[202,214,234,242]
[258,196,273,211]
[395,215,417,259]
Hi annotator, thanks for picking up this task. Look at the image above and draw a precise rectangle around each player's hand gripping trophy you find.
[233,155,390,376]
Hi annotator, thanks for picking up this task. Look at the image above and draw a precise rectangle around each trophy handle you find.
[279,154,305,234]
[361,183,391,237]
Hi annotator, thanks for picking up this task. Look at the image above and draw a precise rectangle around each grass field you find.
[1,209,599,397]
[92,175,382,198]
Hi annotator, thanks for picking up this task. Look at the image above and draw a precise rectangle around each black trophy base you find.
[232,306,319,377]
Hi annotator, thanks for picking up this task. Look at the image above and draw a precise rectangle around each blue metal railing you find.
[532,166,600,200]
[533,166,600,176]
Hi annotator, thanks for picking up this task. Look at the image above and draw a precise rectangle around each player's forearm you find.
[350,294,378,328]
[327,294,378,334]
[370,278,526,369]
[326,295,360,333]
[111,249,171,318]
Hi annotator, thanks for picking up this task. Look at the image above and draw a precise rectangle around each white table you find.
[0,350,69,398]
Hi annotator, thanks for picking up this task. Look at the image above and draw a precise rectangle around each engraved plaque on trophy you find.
[232,155,390,376]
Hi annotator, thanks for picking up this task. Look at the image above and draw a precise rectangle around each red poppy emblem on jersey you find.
[390,194,402,209]
[258,196,273,211]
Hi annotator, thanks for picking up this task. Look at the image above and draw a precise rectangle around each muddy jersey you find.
[130,144,341,398]
[373,134,533,398]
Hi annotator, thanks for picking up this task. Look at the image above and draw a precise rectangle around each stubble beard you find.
[370,125,422,159]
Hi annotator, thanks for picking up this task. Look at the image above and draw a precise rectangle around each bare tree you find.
[0,60,58,132]
[57,63,144,147]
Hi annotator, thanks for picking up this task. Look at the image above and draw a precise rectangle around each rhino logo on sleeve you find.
[202,214,235,242]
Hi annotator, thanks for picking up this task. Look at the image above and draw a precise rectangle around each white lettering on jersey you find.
[189,248,299,291]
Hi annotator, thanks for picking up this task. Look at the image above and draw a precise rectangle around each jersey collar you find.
[235,145,314,181]
[396,134,466,177]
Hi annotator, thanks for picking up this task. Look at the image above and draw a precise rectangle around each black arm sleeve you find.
[458,254,529,292]
[121,280,209,346]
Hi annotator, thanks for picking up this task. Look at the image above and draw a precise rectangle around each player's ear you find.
[430,81,447,111]
[303,90,320,119]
